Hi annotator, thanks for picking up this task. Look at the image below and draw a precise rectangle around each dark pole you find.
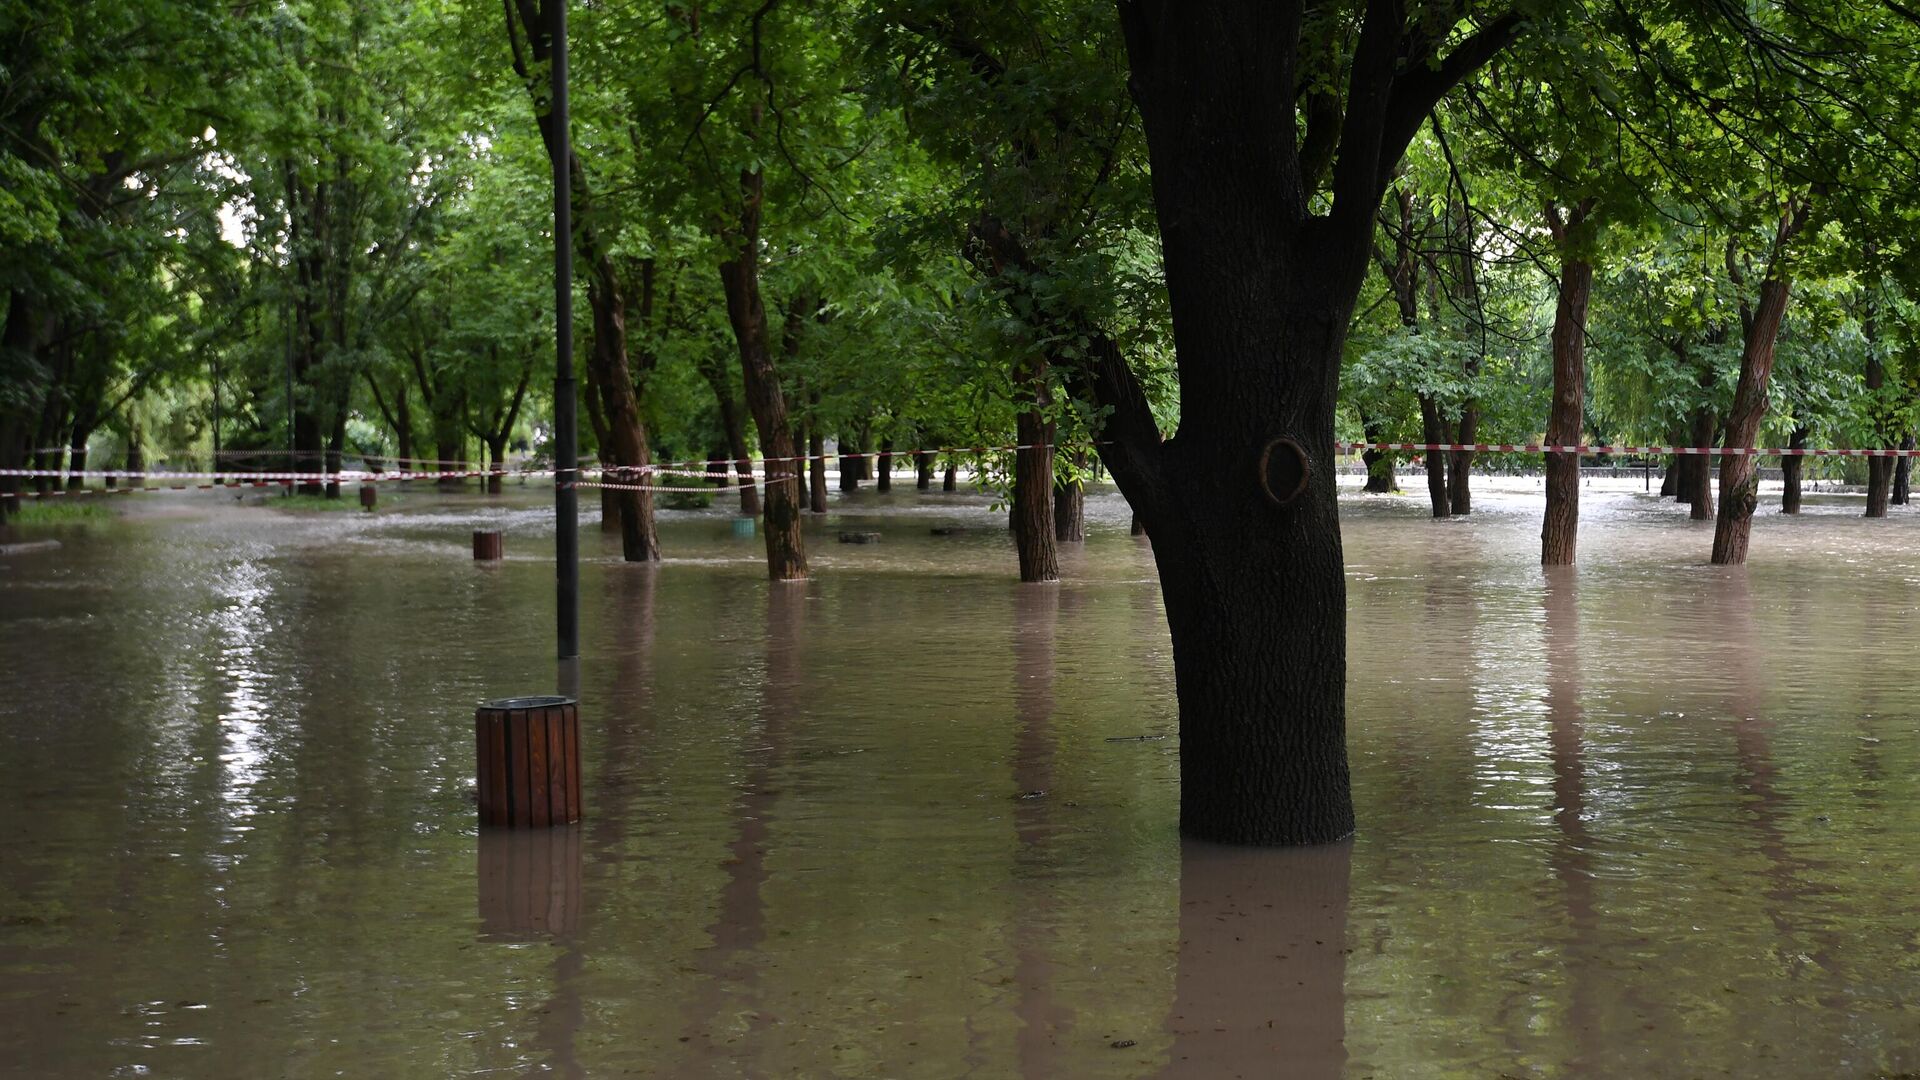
[551,0,579,660]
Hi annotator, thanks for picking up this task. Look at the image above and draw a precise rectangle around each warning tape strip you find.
[1332,442,1917,457]
[9,438,1908,495]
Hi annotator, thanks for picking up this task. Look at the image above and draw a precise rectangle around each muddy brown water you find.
[3,478,1918,1078]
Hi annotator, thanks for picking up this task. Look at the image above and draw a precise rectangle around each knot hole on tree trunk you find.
[1258,437,1311,508]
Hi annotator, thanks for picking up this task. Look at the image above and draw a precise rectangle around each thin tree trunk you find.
[1712,276,1795,564]
[1011,353,1058,582]
[807,423,827,513]
[1541,217,1592,566]
[1685,412,1715,519]
[1418,395,1450,518]
[717,164,806,582]
[66,425,91,491]
[1895,434,1914,505]
[1448,404,1477,514]
[488,436,508,494]
[1053,454,1085,543]
[1780,426,1806,514]
[583,365,619,534]
[839,433,860,492]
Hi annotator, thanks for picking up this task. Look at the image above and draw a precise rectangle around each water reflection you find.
[1011,586,1068,1076]
[476,826,583,941]
[9,482,1920,1077]
[1163,840,1351,1078]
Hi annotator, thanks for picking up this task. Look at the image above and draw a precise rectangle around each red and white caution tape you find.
[1332,441,1920,457]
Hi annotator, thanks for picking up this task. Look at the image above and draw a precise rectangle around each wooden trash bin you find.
[475,696,581,827]
[473,530,503,560]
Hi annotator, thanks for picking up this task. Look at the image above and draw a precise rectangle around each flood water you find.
[4,476,1919,1078]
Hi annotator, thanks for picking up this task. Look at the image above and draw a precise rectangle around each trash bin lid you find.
[480,695,576,710]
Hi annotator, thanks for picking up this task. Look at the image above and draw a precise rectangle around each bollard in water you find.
[360,484,377,511]
[475,696,581,827]
[473,530,503,560]
[731,516,756,538]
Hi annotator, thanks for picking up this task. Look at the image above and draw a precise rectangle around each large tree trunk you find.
[876,439,893,493]
[1418,395,1450,518]
[943,462,957,491]
[1712,276,1795,565]
[1010,355,1058,582]
[916,451,935,491]
[1103,0,1520,845]
[487,435,509,494]
[1780,425,1806,515]
[1659,455,1678,498]
[716,166,806,582]
[1541,223,1592,567]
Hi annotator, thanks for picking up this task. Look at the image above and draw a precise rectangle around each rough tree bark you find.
[1541,200,1593,566]
[1107,0,1524,844]
[508,0,657,561]
[1713,200,1809,565]
[1418,395,1450,518]
[1010,353,1059,582]
[716,163,806,581]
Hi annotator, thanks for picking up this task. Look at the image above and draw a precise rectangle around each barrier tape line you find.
[1332,442,1918,457]
[7,438,1914,495]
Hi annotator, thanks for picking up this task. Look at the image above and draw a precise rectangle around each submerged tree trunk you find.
[1053,454,1085,543]
[1541,209,1593,566]
[807,424,827,513]
[1780,426,1807,515]
[916,451,935,490]
[1010,354,1058,582]
[1418,396,1450,518]
[717,165,806,582]
[1360,414,1394,493]
[1659,456,1679,498]
[1685,412,1715,520]
[876,439,893,493]
[1712,277,1796,565]
[1448,406,1477,514]
[1102,0,1523,844]
[703,358,761,519]
[838,433,861,492]
[1896,435,1915,505]
[943,462,957,492]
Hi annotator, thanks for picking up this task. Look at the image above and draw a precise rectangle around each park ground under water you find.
[3,475,1919,1078]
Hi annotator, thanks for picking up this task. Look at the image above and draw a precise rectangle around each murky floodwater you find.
[4,476,1919,1078]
